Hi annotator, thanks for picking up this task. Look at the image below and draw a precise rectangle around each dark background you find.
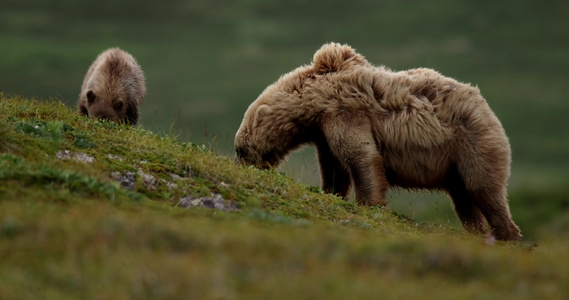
[1,0,568,238]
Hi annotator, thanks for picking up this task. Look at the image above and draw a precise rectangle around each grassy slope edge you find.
[0,93,567,299]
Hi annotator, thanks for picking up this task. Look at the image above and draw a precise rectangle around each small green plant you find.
[14,118,67,153]
[305,185,325,194]
[72,132,96,149]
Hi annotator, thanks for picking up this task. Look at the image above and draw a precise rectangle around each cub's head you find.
[235,42,368,168]
[79,89,138,125]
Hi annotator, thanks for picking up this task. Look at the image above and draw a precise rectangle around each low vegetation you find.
[1,93,568,299]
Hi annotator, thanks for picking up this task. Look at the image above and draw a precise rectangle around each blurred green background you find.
[1,0,567,239]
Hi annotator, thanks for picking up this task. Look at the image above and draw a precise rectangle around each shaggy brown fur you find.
[235,42,522,241]
[78,48,146,125]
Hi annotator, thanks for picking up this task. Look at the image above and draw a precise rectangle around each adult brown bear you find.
[235,43,521,241]
[78,48,146,125]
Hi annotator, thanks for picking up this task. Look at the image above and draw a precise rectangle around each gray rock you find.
[111,171,136,190]
[56,150,94,163]
[177,194,239,212]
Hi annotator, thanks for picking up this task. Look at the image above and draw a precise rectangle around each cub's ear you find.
[86,90,96,104]
[312,42,368,74]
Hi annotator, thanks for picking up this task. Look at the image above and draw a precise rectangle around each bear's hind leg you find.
[455,145,522,241]
[445,173,488,235]
[316,142,352,198]
[472,188,522,241]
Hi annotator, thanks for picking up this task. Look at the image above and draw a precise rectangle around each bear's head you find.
[79,49,144,125]
[234,100,294,169]
[79,88,138,125]
[235,42,369,168]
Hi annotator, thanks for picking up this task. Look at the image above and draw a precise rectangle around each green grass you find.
[2,0,568,232]
[1,94,569,299]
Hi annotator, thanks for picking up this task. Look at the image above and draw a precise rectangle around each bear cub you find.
[235,42,521,241]
[78,48,146,125]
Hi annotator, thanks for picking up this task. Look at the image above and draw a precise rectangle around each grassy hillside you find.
[1,0,567,229]
[1,94,569,299]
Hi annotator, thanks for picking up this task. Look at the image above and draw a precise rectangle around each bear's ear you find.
[253,104,272,127]
[255,104,271,118]
[312,43,368,74]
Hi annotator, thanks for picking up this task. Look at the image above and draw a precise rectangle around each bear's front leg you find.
[347,147,389,206]
[322,116,388,206]
[316,140,352,198]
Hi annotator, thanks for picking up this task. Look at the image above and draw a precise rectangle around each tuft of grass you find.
[0,119,18,153]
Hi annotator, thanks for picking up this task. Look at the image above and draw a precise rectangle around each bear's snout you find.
[235,146,273,169]
[234,146,256,167]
